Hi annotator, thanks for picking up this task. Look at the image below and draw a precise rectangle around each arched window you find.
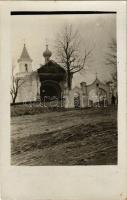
[25,64,28,72]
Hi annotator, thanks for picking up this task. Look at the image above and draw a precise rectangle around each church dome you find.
[43,45,52,58]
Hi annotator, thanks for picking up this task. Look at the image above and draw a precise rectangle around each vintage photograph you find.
[10,12,117,166]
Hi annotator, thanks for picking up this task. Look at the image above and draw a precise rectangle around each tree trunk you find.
[67,69,72,90]
[12,90,18,104]
[12,96,16,104]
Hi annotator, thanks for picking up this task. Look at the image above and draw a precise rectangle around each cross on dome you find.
[45,38,48,45]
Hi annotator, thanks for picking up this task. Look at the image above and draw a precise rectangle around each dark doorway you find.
[40,81,61,102]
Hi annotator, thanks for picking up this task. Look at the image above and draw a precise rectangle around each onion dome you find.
[43,45,52,58]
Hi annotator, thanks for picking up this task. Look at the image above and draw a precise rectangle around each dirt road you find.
[11,107,117,165]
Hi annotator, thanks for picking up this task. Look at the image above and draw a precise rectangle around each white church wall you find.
[16,74,38,103]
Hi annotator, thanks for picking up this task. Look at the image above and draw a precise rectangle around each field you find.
[11,106,117,165]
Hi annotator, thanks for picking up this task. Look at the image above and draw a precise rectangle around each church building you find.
[15,44,67,104]
[14,44,113,108]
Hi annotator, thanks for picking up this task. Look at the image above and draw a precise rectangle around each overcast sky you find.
[11,14,116,87]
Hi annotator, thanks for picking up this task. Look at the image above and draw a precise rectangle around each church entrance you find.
[40,80,61,102]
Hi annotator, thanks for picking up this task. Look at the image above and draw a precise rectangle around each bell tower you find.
[18,44,32,73]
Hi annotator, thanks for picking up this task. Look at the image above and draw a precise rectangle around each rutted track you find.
[11,108,117,165]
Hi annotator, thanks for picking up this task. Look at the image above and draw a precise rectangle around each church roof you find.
[38,60,66,82]
[87,75,106,87]
[18,44,32,62]
[38,60,66,74]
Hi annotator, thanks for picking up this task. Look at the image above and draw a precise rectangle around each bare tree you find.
[55,25,93,90]
[106,38,117,83]
[10,65,25,104]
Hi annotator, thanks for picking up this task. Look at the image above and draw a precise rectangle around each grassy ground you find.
[11,106,117,166]
[11,101,66,117]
